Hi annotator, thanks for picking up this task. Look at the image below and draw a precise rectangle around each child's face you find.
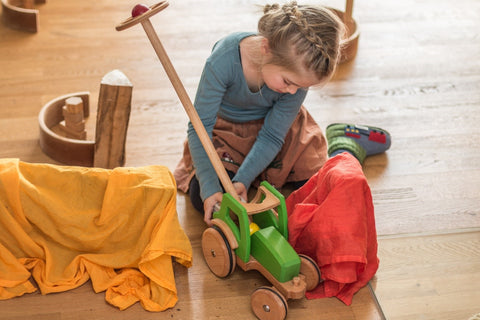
[261,63,320,94]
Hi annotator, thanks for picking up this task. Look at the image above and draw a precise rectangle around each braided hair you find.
[258,1,345,82]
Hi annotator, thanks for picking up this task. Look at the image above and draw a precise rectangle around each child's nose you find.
[286,85,298,94]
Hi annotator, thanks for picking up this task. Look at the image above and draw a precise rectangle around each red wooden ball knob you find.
[131,4,150,17]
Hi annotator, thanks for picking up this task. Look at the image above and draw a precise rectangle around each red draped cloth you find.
[286,152,379,305]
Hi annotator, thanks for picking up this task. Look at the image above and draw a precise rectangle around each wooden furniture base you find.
[1,0,46,33]
[38,92,95,167]
[331,7,360,64]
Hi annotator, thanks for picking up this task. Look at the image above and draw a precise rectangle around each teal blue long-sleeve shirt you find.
[188,32,308,201]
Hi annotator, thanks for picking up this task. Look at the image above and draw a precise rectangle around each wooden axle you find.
[237,257,307,300]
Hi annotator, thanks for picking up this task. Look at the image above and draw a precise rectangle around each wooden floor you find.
[1,0,479,319]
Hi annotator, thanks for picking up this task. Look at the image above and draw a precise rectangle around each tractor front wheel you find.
[251,286,288,320]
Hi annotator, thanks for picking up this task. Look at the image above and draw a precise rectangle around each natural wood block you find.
[94,69,132,169]
[65,119,85,132]
[65,96,84,114]
[68,131,86,140]
[58,122,87,140]
[62,105,84,123]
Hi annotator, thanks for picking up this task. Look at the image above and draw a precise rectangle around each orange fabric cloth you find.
[0,159,192,311]
[286,153,379,305]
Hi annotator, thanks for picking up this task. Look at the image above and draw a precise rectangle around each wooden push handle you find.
[242,185,280,215]
[116,1,238,199]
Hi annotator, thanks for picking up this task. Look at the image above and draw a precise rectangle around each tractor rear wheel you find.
[299,254,321,291]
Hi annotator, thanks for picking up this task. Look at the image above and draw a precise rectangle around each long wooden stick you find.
[116,2,238,198]
[139,19,238,198]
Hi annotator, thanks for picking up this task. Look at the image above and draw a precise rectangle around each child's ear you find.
[261,38,271,55]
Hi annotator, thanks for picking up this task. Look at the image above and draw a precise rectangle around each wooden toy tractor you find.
[202,181,321,320]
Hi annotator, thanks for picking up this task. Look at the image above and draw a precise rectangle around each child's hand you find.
[233,182,247,202]
[203,192,223,226]
[203,183,247,227]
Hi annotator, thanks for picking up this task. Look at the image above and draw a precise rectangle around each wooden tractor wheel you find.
[251,286,288,320]
[201,225,236,278]
[299,254,322,291]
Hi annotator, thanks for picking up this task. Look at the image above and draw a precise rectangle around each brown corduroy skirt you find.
[173,106,328,193]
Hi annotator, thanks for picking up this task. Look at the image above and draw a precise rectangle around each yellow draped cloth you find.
[0,159,192,311]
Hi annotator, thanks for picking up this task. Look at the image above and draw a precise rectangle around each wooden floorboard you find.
[375,231,480,320]
[0,0,479,319]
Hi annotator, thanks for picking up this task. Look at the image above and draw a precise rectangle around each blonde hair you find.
[258,1,345,82]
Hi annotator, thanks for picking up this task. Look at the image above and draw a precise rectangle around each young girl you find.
[174,1,390,226]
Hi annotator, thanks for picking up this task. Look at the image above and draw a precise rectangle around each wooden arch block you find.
[1,0,46,33]
[38,92,95,166]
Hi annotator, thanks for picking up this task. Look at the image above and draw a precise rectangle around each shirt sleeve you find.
[232,89,307,190]
[187,60,228,201]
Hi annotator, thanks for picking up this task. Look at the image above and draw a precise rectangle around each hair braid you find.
[283,2,329,60]
[263,3,280,13]
[258,1,345,81]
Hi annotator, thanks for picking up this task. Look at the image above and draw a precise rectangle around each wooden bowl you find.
[38,92,95,166]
